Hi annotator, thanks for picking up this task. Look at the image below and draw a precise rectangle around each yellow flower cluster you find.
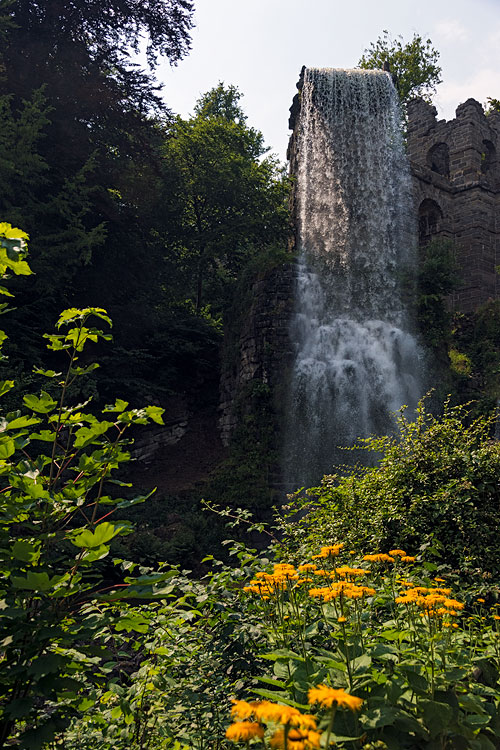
[309,581,376,601]
[312,543,344,559]
[227,700,320,749]
[308,684,363,711]
[243,564,300,598]
[335,565,368,578]
[395,585,465,618]
[363,553,395,563]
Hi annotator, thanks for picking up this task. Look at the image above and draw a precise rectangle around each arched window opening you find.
[419,198,443,246]
[481,140,496,174]
[427,142,450,178]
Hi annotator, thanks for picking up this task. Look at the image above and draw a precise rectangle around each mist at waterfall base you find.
[283,68,424,492]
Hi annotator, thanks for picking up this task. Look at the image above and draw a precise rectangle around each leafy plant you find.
[285,398,500,576]
[0,224,177,748]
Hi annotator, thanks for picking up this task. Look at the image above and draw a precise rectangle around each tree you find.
[358,30,442,104]
[0,0,195,372]
[485,97,500,114]
[162,84,290,311]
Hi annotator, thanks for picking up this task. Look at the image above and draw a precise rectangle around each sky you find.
[152,0,500,160]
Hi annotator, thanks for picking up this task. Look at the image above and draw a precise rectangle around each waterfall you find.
[284,68,423,490]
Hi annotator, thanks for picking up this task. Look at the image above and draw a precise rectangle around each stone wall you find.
[407,97,500,312]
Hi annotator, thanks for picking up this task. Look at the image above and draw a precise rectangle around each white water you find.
[284,68,423,489]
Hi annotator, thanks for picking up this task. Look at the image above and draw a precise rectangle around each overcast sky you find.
[153,0,500,160]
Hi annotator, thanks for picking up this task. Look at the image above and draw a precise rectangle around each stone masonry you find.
[407,97,500,312]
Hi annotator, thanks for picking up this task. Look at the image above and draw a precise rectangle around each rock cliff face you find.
[218,262,295,448]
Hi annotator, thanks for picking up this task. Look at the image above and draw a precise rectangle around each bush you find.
[285,399,500,576]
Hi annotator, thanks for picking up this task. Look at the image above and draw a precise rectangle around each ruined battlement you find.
[407,97,500,311]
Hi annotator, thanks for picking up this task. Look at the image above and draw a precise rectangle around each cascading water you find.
[284,68,423,490]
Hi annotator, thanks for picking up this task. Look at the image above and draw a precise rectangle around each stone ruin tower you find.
[407,97,500,312]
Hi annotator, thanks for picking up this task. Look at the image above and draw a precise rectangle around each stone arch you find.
[481,139,497,174]
[418,198,443,245]
[427,142,450,178]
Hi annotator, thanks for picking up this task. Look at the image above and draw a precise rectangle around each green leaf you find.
[0,438,15,458]
[361,706,400,729]
[23,392,58,414]
[11,540,41,564]
[144,405,165,425]
[32,367,62,378]
[0,380,14,397]
[73,421,114,447]
[104,398,129,413]
[11,571,65,591]
[420,699,453,738]
[398,665,428,693]
[73,522,119,549]
[259,649,304,662]
[6,415,41,430]
[115,612,150,633]
[256,677,287,688]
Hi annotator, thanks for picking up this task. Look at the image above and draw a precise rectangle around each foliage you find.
[208,380,279,512]
[485,98,500,115]
[62,511,500,750]
[416,239,459,349]
[285,399,500,576]
[358,31,442,104]
[162,84,290,311]
[449,301,500,416]
[0,224,177,748]
[223,546,500,749]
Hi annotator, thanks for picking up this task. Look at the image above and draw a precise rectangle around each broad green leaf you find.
[361,706,400,729]
[420,699,453,738]
[73,522,118,549]
[6,415,41,430]
[32,367,62,378]
[73,421,114,447]
[144,405,165,424]
[115,612,150,633]
[11,571,65,591]
[11,540,41,564]
[23,392,58,414]
[0,438,15,458]
[104,398,129,413]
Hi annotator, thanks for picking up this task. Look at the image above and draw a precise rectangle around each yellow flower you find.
[477,598,486,603]
[231,700,259,720]
[493,615,500,621]
[253,701,301,725]
[401,556,416,563]
[308,685,363,711]
[226,722,264,741]
[270,727,321,750]
[338,616,347,623]
[363,554,395,563]
[389,549,407,557]
[312,544,344,559]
